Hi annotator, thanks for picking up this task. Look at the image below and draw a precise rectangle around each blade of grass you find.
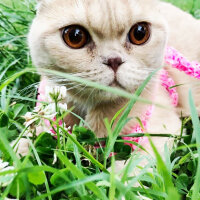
[110,104,126,127]
[0,130,20,167]
[118,160,153,198]
[73,143,87,196]
[121,154,144,183]
[0,59,20,81]
[116,140,147,152]
[28,137,52,200]
[58,125,108,173]
[33,173,109,200]
[188,89,200,200]
[0,165,58,177]
[109,156,116,200]
[148,137,180,199]
[104,68,160,163]
[130,187,167,198]
[0,68,36,92]
[1,68,166,109]
[118,133,187,139]
[56,151,109,200]
[40,68,165,107]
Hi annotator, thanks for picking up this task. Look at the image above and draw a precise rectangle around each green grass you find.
[0,0,200,199]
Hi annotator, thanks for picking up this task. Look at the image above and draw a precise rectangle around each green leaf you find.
[187,160,196,172]
[28,171,46,186]
[50,169,76,195]
[81,196,95,200]
[0,126,18,141]
[34,132,57,166]
[125,191,140,200]
[35,132,57,155]
[0,111,9,127]
[175,173,189,194]
[9,174,26,198]
[113,142,132,160]
[73,125,96,145]
[33,172,109,200]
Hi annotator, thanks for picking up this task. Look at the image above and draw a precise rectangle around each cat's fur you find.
[27,0,200,156]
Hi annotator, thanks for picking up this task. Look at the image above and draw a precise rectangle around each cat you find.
[27,0,200,157]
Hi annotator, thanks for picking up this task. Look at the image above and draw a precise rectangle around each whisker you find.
[85,88,96,105]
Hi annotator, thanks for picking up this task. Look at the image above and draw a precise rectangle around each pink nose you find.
[105,57,123,72]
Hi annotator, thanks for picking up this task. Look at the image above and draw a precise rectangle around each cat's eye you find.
[62,25,89,49]
[128,22,150,45]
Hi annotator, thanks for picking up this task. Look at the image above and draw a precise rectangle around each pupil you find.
[69,28,83,44]
[134,25,146,41]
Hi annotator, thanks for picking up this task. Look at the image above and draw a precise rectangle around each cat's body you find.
[27,0,200,156]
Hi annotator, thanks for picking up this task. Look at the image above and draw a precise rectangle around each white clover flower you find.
[23,112,38,128]
[0,159,15,187]
[0,160,9,170]
[45,85,67,102]
[43,103,57,116]
[59,86,67,100]
[45,86,53,102]
[58,103,68,114]
[33,104,43,113]
[23,112,33,121]
[42,102,67,116]
[21,85,68,138]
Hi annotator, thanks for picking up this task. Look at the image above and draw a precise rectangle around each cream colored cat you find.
[27,0,200,156]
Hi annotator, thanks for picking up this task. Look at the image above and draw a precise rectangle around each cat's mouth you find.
[109,78,126,90]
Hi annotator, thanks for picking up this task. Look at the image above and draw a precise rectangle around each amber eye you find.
[62,25,89,49]
[128,22,150,45]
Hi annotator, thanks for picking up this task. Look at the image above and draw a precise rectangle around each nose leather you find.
[105,57,123,72]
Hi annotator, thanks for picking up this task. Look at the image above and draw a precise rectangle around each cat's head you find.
[29,0,168,106]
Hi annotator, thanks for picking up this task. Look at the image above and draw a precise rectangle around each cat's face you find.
[29,0,168,105]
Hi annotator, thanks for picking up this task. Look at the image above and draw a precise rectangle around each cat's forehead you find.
[37,0,159,37]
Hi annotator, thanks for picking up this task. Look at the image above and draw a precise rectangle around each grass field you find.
[0,0,200,199]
